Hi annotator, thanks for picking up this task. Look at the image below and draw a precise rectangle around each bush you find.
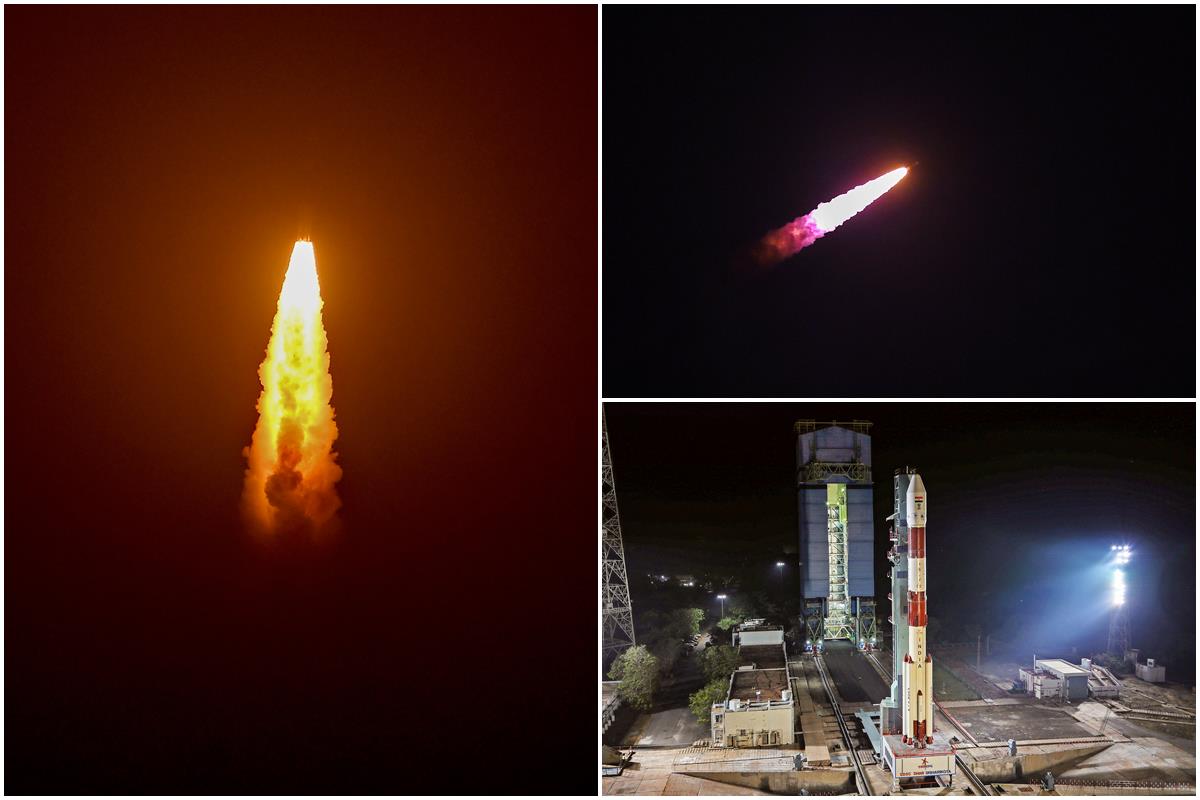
[699,645,741,682]
[689,679,729,723]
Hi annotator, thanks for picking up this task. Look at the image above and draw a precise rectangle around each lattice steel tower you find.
[603,410,636,662]
[1107,606,1129,658]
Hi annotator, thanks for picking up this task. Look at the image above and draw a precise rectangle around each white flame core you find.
[809,167,908,233]
[279,241,322,317]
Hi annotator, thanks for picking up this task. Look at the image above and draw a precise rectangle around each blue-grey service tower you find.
[880,467,915,737]
[795,420,877,651]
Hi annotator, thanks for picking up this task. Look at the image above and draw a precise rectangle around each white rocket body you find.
[901,473,934,746]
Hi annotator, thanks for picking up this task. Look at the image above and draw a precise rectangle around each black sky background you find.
[603,6,1196,397]
[7,7,596,794]
[605,403,1195,681]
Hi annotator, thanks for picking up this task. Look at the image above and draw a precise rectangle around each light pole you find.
[717,593,727,618]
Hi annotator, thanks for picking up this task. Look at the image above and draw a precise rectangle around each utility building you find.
[711,626,795,748]
[1019,659,1090,701]
[795,420,876,649]
[1136,658,1166,683]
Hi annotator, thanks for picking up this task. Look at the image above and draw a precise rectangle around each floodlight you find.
[1111,568,1127,606]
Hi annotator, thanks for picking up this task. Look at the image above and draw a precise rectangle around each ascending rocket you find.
[902,473,935,746]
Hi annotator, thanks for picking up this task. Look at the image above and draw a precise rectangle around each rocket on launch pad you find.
[902,473,934,746]
[878,471,957,789]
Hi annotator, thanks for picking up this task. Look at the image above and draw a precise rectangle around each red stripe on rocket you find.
[902,473,934,746]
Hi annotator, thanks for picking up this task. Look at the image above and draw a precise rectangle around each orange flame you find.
[242,241,342,536]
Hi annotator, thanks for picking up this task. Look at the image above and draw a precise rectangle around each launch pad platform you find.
[879,729,956,789]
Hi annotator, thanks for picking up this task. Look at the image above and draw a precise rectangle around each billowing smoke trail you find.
[242,240,342,537]
[756,166,908,265]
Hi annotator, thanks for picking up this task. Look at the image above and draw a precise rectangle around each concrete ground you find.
[948,701,1095,742]
[1071,698,1190,746]
[1059,736,1195,784]
[604,772,768,796]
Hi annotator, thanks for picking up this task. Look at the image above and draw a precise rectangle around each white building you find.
[1018,659,1090,701]
[732,622,784,647]
[1135,658,1166,683]
[711,626,794,748]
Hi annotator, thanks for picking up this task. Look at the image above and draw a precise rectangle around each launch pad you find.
[879,730,956,789]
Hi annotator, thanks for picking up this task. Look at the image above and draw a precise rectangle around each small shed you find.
[1135,658,1166,683]
[1036,659,1090,701]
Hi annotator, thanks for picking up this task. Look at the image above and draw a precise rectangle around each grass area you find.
[934,660,982,701]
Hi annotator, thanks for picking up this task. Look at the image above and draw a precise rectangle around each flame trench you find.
[242,240,342,536]
[756,166,908,265]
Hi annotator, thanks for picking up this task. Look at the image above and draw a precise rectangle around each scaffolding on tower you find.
[795,420,876,651]
[603,410,636,664]
[825,484,853,640]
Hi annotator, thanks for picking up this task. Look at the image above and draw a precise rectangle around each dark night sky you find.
[605,403,1195,680]
[7,7,596,794]
[603,6,1196,397]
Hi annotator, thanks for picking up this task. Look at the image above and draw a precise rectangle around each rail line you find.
[1038,778,1196,790]
[865,650,892,685]
[814,654,871,795]
[954,752,991,795]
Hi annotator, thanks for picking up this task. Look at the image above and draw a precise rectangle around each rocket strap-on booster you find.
[902,473,934,746]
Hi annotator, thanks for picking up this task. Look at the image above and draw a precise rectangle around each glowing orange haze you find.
[242,241,342,536]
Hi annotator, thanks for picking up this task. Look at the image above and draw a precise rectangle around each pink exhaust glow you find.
[756,166,908,264]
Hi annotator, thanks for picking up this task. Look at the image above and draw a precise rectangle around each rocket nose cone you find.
[906,473,926,526]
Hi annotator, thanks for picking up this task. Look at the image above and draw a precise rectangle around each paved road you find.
[631,706,709,747]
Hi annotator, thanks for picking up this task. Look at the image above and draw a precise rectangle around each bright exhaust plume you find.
[757,166,908,264]
[242,240,342,536]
